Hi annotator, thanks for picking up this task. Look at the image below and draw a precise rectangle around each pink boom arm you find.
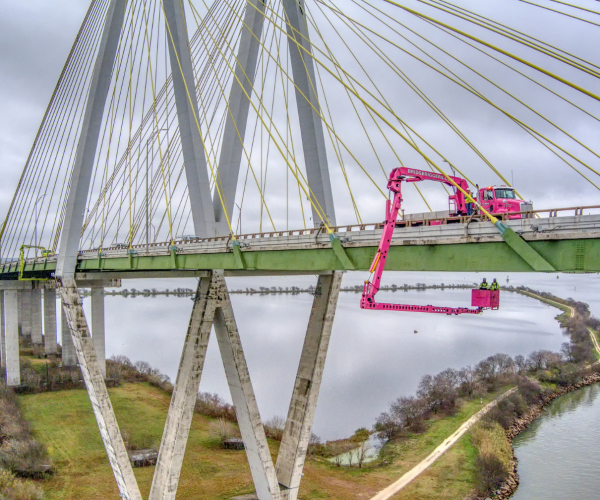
[360,168,485,315]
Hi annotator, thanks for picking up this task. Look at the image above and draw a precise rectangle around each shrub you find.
[208,418,239,443]
[0,467,44,500]
[264,416,285,441]
[195,392,236,422]
[471,421,512,495]
[0,381,51,488]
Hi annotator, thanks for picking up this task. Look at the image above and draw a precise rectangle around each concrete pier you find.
[19,289,32,340]
[31,289,43,347]
[4,290,21,386]
[0,291,5,369]
[61,304,77,366]
[44,289,58,356]
[91,287,106,377]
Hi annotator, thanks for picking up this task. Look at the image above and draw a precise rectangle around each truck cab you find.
[477,186,532,219]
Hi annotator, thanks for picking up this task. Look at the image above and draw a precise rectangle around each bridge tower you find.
[8,1,341,499]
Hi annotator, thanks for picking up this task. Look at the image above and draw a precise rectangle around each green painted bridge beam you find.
[495,222,556,272]
[5,237,600,278]
[329,234,355,270]
[232,241,246,269]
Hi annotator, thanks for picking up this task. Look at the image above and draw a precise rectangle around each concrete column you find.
[44,289,58,356]
[31,289,43,346]
[56,0,127,278]
[19,289,32,340]
[4,290,21,386]
[276,272,343,500]
[282,0,336,227]
[58,280,142,500]
[0,290,5,369]
[61,303,77,366]
[214,276,281,500]
[164,0,216,238]
[91,287,106,377]
[149,274,219,500]
[213,0,266,235]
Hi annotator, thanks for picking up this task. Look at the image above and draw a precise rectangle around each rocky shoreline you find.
[487,372,600,500]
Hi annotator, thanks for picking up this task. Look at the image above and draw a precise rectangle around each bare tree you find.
[356,440,372,468]
[514,354,528,373]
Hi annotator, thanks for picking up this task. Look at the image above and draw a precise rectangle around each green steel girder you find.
[3,237,599,278]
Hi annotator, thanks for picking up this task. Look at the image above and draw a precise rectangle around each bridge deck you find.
[3,214,600,278]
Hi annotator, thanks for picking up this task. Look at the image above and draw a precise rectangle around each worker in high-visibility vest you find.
[490,279,499,291]
[479,278,489,289]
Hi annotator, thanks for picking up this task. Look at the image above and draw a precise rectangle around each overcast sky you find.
[1,0,599,249]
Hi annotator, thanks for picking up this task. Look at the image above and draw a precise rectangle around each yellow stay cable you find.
[423,0,600,76]
[187,0,278,232]
[319,0,600,189]
[343,0,542,198]
[192,0,336,232]
[238,0,387,202]
[298,6,364,223]
[141,0,175,243]
[518,0,600,27]
[312,0,439,209]
[270,10,306,228]
[236,4,517,224]
[159,0,235,237]
[382,0,600,101]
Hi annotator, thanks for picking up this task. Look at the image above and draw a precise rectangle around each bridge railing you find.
[8,204,600,266]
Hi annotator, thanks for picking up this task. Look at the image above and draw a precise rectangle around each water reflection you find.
[71,272,591,440]
[512,384,600,500]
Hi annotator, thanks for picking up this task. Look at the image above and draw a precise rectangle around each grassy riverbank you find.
[17,380,511,500]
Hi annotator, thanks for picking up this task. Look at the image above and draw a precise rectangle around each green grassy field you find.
[17,381,511,499]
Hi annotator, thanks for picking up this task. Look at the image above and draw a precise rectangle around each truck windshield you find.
[494,189,516,199]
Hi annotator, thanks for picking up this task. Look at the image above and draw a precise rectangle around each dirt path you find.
[521,291,600,360]
[367,388,517,500]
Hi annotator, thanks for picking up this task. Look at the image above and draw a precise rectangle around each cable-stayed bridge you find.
[1,1,599,499]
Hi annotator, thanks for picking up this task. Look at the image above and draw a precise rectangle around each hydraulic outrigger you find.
[361,168,499,315]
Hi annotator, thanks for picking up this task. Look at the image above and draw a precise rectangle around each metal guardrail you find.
[9,205,600,264]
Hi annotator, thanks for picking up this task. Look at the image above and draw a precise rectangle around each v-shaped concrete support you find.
[68,270,342,500]
[149,273,221,500]
[276,272,343,500]
[57,278,142,500]
[214,284,282,500]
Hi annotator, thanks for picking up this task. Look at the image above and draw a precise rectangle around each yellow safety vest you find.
[480,282,489,289]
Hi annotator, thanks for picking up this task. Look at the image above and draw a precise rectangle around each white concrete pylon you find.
[44,288,58,356]
[281,0,336,228]
[213,0,266,235]
[163,0,216,238]
[214,278,281,500]
[4,290,21,386]
[276,272,343,499]
[91,287,106,377]
[58,279,142,500]
[149,273,220,500]
[56,0,127,278]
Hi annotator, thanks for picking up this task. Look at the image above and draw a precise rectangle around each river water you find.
[70,271,600,440]
[511,383,600,500]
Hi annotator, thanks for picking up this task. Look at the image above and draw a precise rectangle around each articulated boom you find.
[360,168,496,315]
